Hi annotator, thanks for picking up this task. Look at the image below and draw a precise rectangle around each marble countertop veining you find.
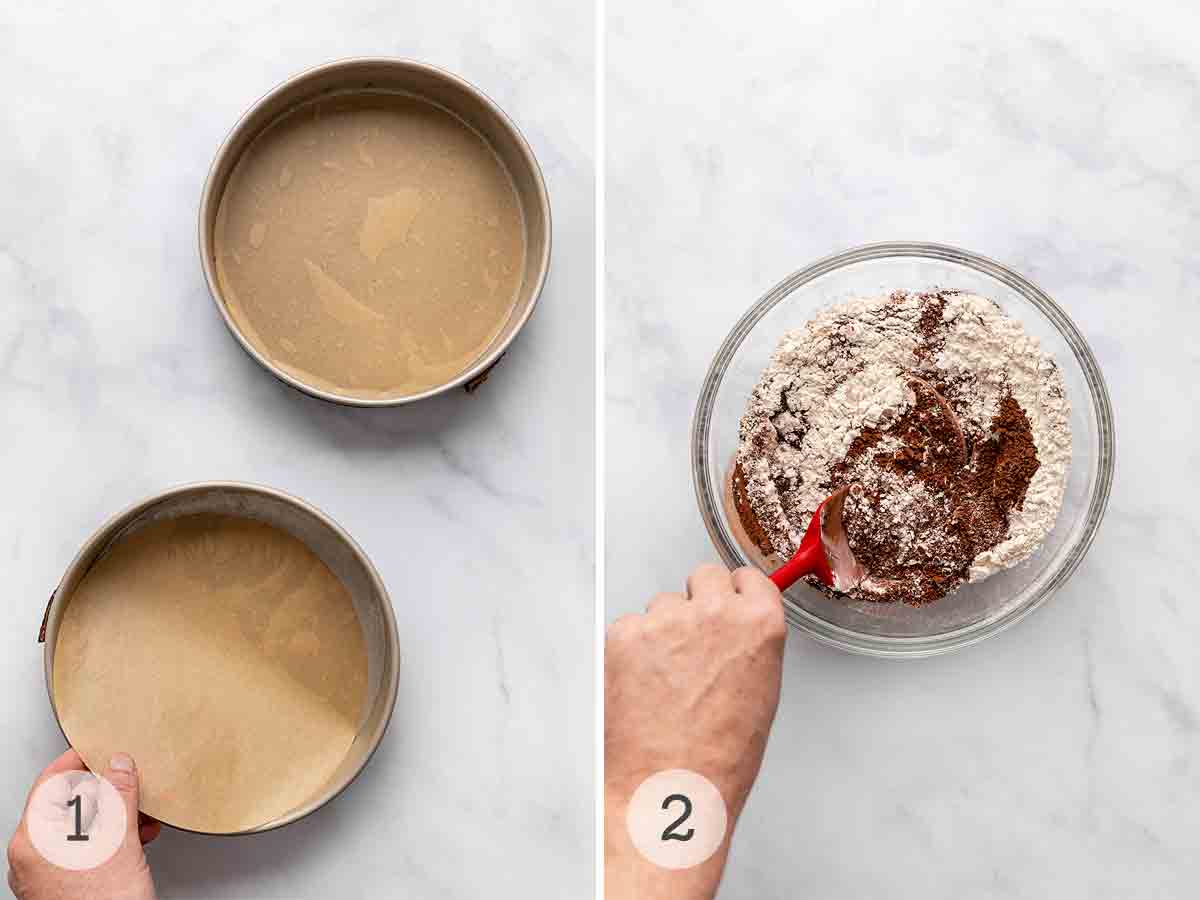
[607,1,1197,896]
[0,1,593,897]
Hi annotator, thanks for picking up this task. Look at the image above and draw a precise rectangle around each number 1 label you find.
[66,794,90,842]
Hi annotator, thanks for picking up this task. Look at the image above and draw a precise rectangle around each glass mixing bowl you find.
[692,242,1115,657]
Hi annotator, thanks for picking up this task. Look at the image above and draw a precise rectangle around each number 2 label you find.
[660,793,695,842]
[627,769,727,869]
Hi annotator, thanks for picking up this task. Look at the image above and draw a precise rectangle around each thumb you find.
[103,753,142,842]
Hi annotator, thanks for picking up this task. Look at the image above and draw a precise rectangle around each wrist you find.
[603,779,729,900]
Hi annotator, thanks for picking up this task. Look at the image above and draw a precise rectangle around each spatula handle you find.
[769,497,835,590]
[769,537,827,590]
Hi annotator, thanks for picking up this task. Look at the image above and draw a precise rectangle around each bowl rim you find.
[691,240,1116,658]
[41,480,402,835]
[197,56,553,407]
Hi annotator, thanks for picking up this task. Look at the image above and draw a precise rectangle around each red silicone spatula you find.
[769,485,864,592]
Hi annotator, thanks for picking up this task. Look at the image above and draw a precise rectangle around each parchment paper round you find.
[52,514,368,834]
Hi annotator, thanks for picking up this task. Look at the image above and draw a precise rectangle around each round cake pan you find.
[198,57,552,406]
[39,482,401,835]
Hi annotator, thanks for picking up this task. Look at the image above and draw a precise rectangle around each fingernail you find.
[109,753,134,773]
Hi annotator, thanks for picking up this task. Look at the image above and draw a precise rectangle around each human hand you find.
[605,564,787,899]
[7,750,160,900]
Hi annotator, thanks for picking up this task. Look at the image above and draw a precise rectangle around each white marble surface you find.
[1,2,592,897]
[608,1,1197,896]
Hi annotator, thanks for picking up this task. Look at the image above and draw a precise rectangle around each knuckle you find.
[695,591,727,620]
[762,600,788,638]
[642,604,674,629]
[606,614,643,644]
[746,587,785,623]
[647,592,677,610]
[732,565,768,591]
[689,563,727,588]
[732,567,785,620]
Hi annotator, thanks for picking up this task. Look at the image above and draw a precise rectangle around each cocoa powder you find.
[838,387,1041,604]
[732,462,777,558]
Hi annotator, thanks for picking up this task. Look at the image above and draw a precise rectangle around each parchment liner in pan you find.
[41,483,400,835]
[199,58,551,406]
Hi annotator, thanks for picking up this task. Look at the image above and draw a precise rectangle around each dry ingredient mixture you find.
[734,291,1071,605]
